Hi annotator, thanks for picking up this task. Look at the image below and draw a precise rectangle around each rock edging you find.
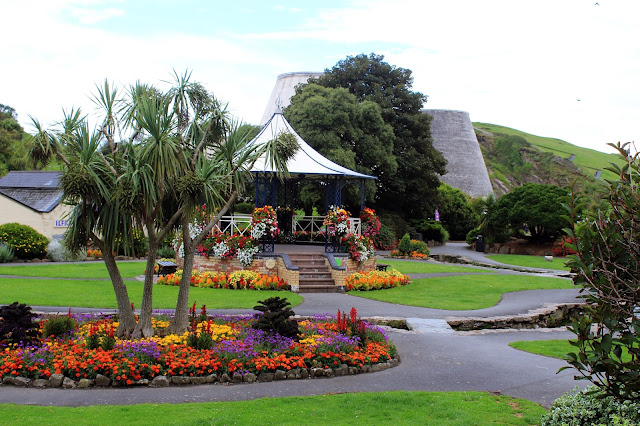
[0,357,400,390]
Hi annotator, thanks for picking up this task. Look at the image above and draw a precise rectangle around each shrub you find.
[373,222,396,250]
[0,243,14,263]
[0,302,40,346]
[465,226,482,246]
[252,297,299,340]
[234,202,254,214]
[415,220,449,243]
[345,269,410,291]
[156,246,176,259]
[47,240,87,262]
[0,223,48,259]
[552,235,577,257]
[114,228,148,257]
[43,315,77,338]
[541,386,640,425]
[396,233,430,257]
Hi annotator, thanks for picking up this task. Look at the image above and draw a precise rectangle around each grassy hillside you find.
[473,122,623,182]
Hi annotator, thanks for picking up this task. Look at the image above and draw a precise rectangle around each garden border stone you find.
[0,355,400,390]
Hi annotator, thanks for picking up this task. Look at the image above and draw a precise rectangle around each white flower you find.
[213,241,230,258]
[237,246,260,267]
[250,221,267,239]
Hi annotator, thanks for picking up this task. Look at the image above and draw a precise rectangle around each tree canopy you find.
[297,53,446,219]
[285,83,396,211]
[436,183,480,240]
[486,183,569,243]
[0,104,30,175]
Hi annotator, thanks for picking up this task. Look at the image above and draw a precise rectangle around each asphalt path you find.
[0,243,585,408]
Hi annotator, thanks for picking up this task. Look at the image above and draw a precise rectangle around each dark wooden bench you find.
[376,263,390,271]
[156,260,177,276]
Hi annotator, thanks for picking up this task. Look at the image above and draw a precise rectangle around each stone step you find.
[298,284,340,293]
[299,272,333,279]
[299,277,335,286]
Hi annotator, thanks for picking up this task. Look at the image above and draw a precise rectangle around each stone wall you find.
[328,257,377,287]
[189,255,299,287]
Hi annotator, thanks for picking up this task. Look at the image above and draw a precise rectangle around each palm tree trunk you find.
[102,250,137,338]
[133,226,158,338]
[168,215,195,334]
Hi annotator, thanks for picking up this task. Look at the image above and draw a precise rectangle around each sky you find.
[2,0,639,155]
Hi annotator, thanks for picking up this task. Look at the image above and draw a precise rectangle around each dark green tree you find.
[285,83,396,210]
[485,183,569,243]
[563,143,640,402]
[0,104,30,175]
[436,183,480,240]
[308,53,446,218]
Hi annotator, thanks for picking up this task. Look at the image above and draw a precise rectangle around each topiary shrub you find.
[0,302,40,346]
[43,315,77,338]
[541,386,640,425]
[466,226,482,246]
[47,240,87,262]
[416,220,449,243]
[397,233,412,255]
[0,242,14,263]
[252,297,299,340]
[0,223,48,259]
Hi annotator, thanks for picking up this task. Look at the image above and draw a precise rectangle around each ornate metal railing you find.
[214,215,361,239]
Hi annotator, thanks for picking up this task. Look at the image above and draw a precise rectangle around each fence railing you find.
[214,215,361,239]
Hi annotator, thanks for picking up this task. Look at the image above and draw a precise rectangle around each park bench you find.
[156,260,177,276]
[376,263,390,271]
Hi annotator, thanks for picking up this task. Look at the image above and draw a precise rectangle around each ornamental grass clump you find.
[0,243,14,263]
[345,269,410,291]
[42,315,77,339]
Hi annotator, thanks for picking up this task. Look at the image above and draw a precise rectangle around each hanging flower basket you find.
[323,206,350,238]
[250,206,280,240]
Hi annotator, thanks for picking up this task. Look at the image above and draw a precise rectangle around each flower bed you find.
[0,309,398,388]
[157,270,290,291]
[345,269,410,291]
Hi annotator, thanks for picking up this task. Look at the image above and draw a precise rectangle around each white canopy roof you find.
[250,112,376,180]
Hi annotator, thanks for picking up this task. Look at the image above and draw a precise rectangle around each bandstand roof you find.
[250,111,376,180]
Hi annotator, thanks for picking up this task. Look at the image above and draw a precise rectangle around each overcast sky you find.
[3,0,638,154]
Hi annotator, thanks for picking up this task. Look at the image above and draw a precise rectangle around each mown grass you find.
[510,339,632,362]
[0,261,146,278]
[509,339,574,359]
[349,274,573,310]
[486,254,571,271]
[473,122,622,181]
[382,259,491,274]
[0,391,546,425]
[0,278,302,309]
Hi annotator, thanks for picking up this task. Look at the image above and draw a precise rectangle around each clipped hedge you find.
[0,223,48,259]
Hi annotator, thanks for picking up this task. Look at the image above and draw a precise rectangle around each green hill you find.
[473,122,623,183]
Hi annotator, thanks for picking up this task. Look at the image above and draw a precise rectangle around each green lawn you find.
[510,339,632,362]
[509,339,574,359]
[0,278,302,309]
[0,391,546,425]
[473,122,623,181]
[349,274,573,310]
[382,259,491,274]
[486,254,571,271]
[0,261,146,278]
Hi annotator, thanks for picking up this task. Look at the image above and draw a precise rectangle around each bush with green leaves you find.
[114,228,148,257]
[436,183,480,240]
[0,223,48,259]
[372,222,396,250]
[541,386,640,425]
[465,226,482,246]
[415,220,449,243]
[234,202,255,214]
[252,297,299,340]
[0,242,14,263]
[0,302,40,346]
[43,315,77,338]
[47,240,87,262]
[396,233,430,256]
[156,246,176,259]
[563,143,640,402]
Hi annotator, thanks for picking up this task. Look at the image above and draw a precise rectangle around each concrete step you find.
[298,284,340,293]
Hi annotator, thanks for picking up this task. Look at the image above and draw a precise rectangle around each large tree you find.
[0,104,30,175]
[307,53,447,218]
[485,183,569,243]
[436,183,480,240]
[285,83,396,211]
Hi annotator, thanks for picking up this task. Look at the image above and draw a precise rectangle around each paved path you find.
[0,244,585,408]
